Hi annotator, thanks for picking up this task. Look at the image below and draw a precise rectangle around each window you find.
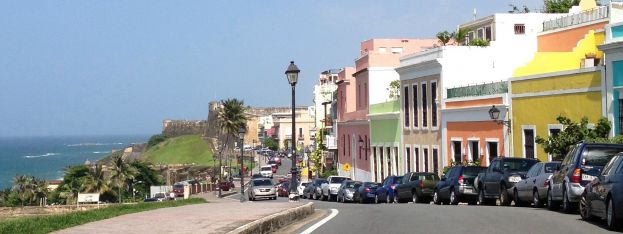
[452,141,462,163]
[406,146,411,172]
[485,26,492,41]
[477,28,484,39]
[387,147,392,176]
[364,136,368,160]
[619,100,623,134]
[433,148,439,175]
[470,141,480,163]
[364,83,368,106]
[488,141,498,162]
[424,148,429,172]
[413,84,418,128]
[342,134,345,156]
[422,83,428,127]
[431,81,437,127]
[414,147,420,172]
[348,135,351,157]
[514,24,525,35]
[379,147,385,179]
[391,47,403,54]
[373,147,378,181]
[358,84,361,107]
[379,47,387,53]
[404,86,410,127]
[394,147,399,175]
[358,136,362,160]
[523,128,535,159]
[467,31,474,43]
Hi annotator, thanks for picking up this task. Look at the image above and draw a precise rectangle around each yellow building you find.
[510,0,611,161]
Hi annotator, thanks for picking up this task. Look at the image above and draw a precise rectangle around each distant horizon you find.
[0,133,155,138]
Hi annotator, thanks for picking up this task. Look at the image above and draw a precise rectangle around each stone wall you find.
[162,120,208,137]
[0,204,109,218]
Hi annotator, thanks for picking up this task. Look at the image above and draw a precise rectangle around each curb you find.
[227,202,315,234]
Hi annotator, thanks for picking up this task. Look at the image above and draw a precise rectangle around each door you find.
[524,129,535,159]
[452,141,462,164]
[552,146,577,198]
[396,173,411,199]
[439,168,453,199]
[485,160,500,196]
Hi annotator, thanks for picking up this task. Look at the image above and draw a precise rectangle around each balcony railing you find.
[543,6,609,32]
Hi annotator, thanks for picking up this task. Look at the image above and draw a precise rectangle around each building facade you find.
[599,2,623,136]
[369,100,401,182]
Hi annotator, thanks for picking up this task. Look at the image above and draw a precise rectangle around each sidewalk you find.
[55,193,310,234]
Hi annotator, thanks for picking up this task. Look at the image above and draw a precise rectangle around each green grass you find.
[142,135,215,165]
[0,198,205,234]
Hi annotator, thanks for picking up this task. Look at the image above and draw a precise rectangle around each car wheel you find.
[607,197,621,231]
[478,189,488,206]
[580,193,594,221]
[499,184,511,206]
[375,194,379,204]
[514,189,527,207]
[433,190,441,205]
[412,192,419,204]
[392,194,398,204]
[450,189,459,205]
[313,193,318,200]
[547,189,559,210]
[561,188,575,213]
[533,190,542,208]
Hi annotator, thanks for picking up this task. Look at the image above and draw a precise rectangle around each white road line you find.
[300,208,339,234]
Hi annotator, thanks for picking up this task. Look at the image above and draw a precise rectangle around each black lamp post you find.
[285,61,300,201]
[238,127,246,202]
[488,105,510,127]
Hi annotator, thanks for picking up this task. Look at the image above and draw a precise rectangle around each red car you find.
[172,184,185,197]
[271,165,277,173]
[277,182,290,197]
[273,157,282,166]
[217,181,235,191]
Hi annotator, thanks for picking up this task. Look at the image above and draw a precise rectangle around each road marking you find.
[299,208,338,234]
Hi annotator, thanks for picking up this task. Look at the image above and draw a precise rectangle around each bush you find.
[321,168,337,178]
[469,38,489,47]
[147,134,168,149]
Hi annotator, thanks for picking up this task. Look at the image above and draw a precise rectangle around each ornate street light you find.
[489,105,510,127]
[285,61,300,202]
[238,126,246,202]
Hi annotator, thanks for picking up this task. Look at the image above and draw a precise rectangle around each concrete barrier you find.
[227,202,315,234]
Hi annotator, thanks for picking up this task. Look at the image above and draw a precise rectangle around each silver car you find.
[337,180,361,203]
[512,162,561,207]
[248,178,277,201]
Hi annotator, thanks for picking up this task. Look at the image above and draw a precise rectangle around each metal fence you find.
[543,6,609,32]
[446,81,508,99]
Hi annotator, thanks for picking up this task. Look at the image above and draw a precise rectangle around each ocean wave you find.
[24,153,59,158]
[65,143,124,147]
[92,151,108,154]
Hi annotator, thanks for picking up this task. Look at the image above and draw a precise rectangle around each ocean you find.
[0,135,150,189]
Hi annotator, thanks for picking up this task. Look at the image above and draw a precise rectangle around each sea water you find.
[0,135,149,189]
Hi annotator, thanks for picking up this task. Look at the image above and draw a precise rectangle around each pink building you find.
[336,38,437,181]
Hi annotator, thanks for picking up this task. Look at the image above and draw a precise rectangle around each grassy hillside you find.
[142,135,215,165]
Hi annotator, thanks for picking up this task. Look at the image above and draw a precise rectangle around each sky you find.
[0,0,547,137]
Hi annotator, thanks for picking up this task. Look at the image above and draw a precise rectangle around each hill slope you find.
[141,135,214,165]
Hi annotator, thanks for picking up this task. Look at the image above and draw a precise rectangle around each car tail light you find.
[419,180,424,189]
[364,187,370,193]
[544,179,550,188]
[571,168,582,183]
[390,183,395,190]
[458,176,464,185]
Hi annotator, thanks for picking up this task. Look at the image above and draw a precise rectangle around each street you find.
[227,157,620,234]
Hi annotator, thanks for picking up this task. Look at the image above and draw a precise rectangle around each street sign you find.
[342,163,351,172]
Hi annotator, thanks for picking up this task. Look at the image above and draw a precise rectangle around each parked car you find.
[305,178,328,200]
[144,192,171,202]
[549,143,623,212]
[268,159,278,169]
[337,180,362,203]
[476,157,538,206]
[248,178,277,201]
[580,153,623,231]
[260,165,273,178]
[217,181,235,191]
[298,182,308,196]
[172,183,185,197]
[434,166,486,205]
[278,177,290,184]
[277,182,290,197]
[251,173,263,179]
[271,165,277,173]
[376,176,403,203]
[273,157,282,166]
[353,182,381,203]
[512,161,561,207]
[395,172,440,203]
[321,176,350,201]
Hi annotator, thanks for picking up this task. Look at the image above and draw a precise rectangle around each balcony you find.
[542,6,609,32]
[325,136,337,150]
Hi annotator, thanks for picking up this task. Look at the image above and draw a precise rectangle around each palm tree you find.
[110,154,137,203]
[32,178,48,206]
[215,98,248,195]
[12,175,33,206]
[452,28,468,46]
[83,164,110,195]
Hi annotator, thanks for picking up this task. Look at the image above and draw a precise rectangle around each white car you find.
[322,176,350,201]
[260,165,273,178]
[298,182,309,196]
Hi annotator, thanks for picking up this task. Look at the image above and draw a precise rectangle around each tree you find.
[83,164,110,195]
[57,165,89,204]
[146,134,168,149]
[261,137,279,151]
[387,80,401,100]
[543,0,580,13]
[110,154,137,203]
[436,31,452,46]
[32,178,48,206]
[216,98,248,183]
[452,28,468,46]
[131,161,164,199]
[536,116,610,161]
[12,175,33,206]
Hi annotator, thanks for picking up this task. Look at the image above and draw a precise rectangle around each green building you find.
[369,100,402,183]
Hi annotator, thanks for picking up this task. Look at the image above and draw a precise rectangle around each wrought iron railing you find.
[543,6,609,32]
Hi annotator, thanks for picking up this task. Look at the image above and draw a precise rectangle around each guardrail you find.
[543,6,609,32]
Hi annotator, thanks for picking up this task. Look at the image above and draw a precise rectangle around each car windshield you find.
[330,177,347,183]
[363,182,379,188]
[261,167,272,171]
[463,167,486,177]
[173,184,183,189]
[544,162,560,173]
[584,147,623,167]
[344,182,357,188]
[394,176,404,184]
[315,180,327,185]
[503,160,537,171]
[253,180,273,186]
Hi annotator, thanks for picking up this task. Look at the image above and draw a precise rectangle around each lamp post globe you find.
[238,127,246,202]
[285,61,300,201]
[488,105,500,120]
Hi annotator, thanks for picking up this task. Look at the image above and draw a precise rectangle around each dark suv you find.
[549,143,623,212]
[435,166,486,205]
[476,157,538,206]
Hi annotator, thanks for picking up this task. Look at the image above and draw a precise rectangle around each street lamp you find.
[285,61,300,202]
[488,105,510,127]
[238,127,246,202]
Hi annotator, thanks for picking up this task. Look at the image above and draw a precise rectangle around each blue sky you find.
[0,0,545,137]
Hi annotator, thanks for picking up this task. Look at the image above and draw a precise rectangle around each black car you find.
[304,178,327,200]
[580,153,623,231]
[353,182,381,203]
[435,166,486,205]
[476,157,538,206]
